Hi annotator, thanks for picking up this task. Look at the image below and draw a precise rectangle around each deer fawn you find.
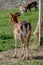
[10,12,32,60]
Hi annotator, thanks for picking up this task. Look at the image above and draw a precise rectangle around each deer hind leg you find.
[25,34,31,60]
[25,42,29,60]
[20,34,30,60]
[22,43,26,60]
[22,42,29,60]
[20,34,26,60]
[22,44,30,60]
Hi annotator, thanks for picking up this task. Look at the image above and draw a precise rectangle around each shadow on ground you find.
[32,56,43,60]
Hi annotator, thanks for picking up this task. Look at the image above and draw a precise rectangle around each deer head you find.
[10,12,21,24]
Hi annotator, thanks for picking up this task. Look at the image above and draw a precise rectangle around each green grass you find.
[0,60,43,65]
[14,61,43,65]
[0,8,43,65]
[0,8,43,52]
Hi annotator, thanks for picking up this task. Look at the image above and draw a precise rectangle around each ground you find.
[0,45,43,65]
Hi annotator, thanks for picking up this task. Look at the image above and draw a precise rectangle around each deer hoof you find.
[14,54,17,58]
[26,56,31,60]
[22,56,25,60]
[22,54,25,60]
[27,57,30,60]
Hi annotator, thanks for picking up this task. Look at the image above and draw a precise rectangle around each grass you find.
[0,8,43,65]
[0,60,43,65]
[0,8,43,52]
[13,61,43,65]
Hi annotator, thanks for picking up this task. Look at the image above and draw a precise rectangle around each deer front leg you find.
[14,36,17,58]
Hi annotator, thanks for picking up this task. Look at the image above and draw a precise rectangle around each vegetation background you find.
[0,0,43,65]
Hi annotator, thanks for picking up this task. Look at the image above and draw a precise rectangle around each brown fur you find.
[19,6,27,14]
[10,12,32,60]
[27,1,38,10]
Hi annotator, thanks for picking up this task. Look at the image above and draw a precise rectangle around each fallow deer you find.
[19,1,38,14]
[10,12,32,60]
[26,1,38,11]
[33,16,43,42]
[19,6,27,14]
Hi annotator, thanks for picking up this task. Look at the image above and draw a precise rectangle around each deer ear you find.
[15,12,21,17]
[10,13,13,16]
[10,13,12,15]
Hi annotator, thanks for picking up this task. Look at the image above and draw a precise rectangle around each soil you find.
[0,45,43,64]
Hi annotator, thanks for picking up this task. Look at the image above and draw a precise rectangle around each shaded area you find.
[0,48,43,64]
[40,37,43,45]
[0,33,13,40]
[32,56,43,60]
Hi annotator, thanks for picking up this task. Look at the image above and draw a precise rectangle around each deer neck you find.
[13,18,18,24]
